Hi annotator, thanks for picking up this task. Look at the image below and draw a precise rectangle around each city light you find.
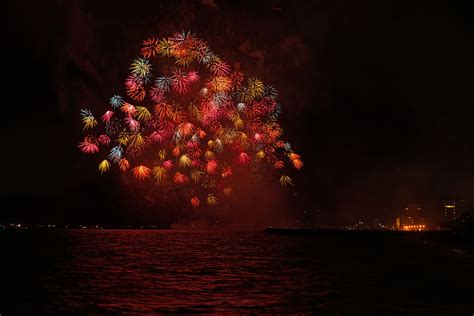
[402,224,426,231]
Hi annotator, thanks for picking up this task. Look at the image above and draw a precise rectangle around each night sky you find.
[2,0,473,225]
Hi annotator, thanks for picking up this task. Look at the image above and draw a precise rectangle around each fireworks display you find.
[79,31,303,207]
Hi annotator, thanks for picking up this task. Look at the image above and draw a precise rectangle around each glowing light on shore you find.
[402,224,426,231]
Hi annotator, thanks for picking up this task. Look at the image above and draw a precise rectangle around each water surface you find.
[1,230,473,314]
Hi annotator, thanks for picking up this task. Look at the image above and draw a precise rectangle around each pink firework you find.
[78,137,99,154]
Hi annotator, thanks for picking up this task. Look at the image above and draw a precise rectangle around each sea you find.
[1,229,473,314]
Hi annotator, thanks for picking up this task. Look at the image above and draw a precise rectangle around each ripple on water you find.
[1,229,473,314]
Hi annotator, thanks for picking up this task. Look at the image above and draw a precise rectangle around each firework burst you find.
[79,32,303,207]
[130,58,152,82]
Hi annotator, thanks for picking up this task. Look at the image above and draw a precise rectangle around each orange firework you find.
[133,165,151,180]
[191,196,200,208]
[173,172,188,184]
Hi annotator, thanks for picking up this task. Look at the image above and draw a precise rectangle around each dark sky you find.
[2,0,473,225]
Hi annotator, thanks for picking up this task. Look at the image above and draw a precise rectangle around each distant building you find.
[354,221,366,230]
[442,199,464,222]
[458,210,473,223]
[396,203,427,231]
[452,210,474,237]
[395,217,401,230]
[373,218,380,229]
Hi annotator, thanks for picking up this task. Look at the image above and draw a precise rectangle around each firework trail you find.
[79,31,303,207]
